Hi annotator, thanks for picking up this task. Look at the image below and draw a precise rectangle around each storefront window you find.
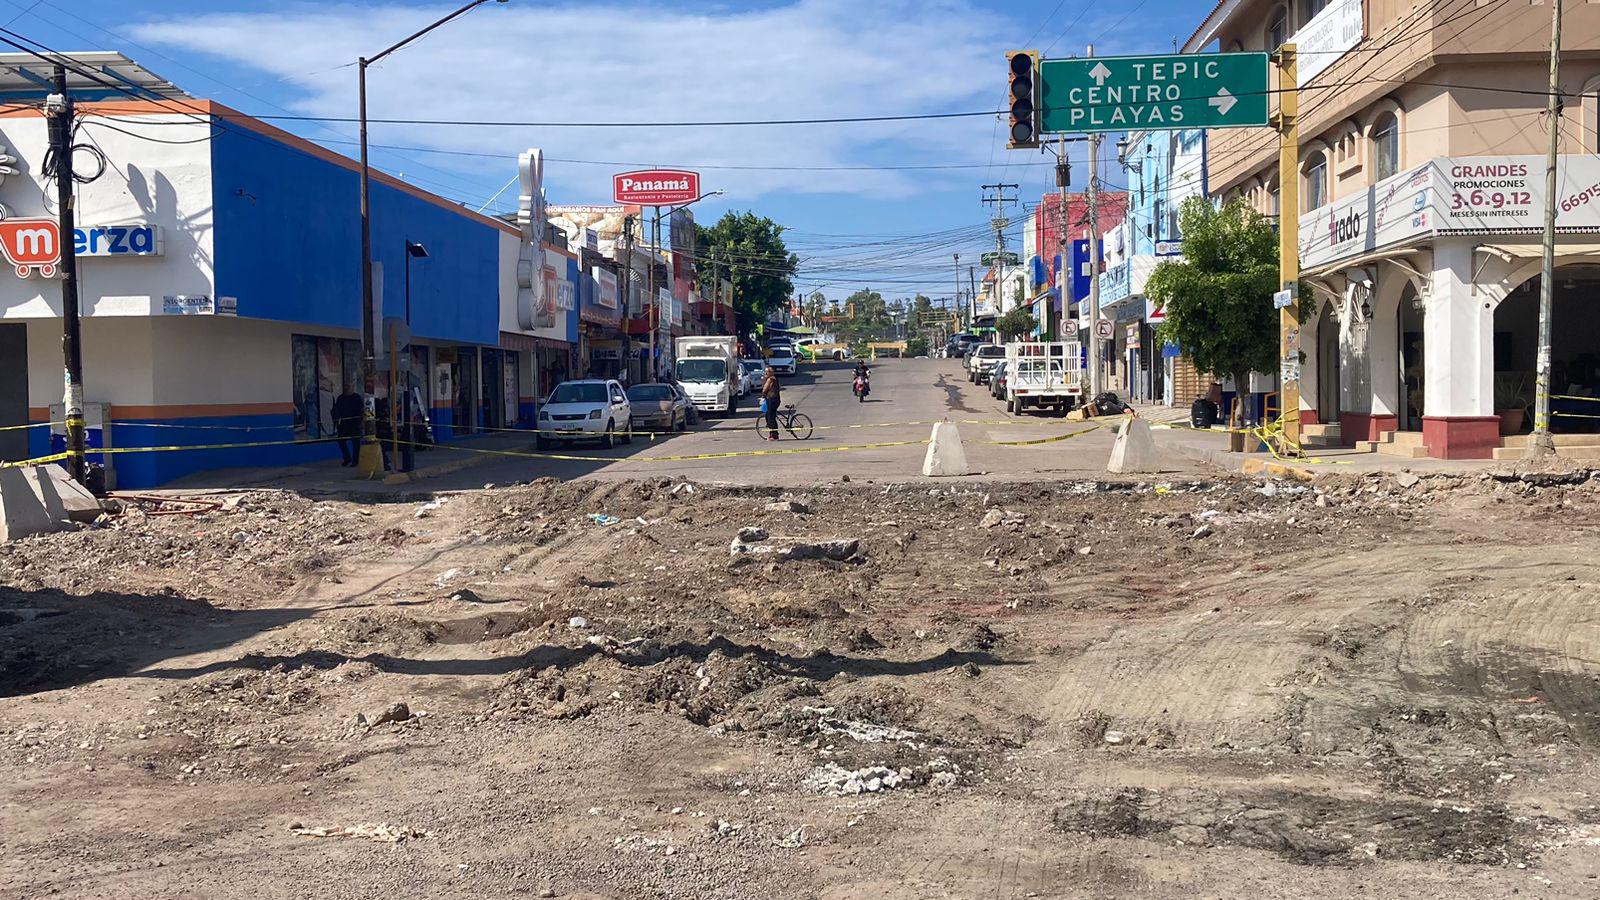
[291,334,361,438]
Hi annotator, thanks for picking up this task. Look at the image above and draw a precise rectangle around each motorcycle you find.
[853,373,870,402]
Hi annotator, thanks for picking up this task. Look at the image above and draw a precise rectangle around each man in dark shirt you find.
[331,384,364,467]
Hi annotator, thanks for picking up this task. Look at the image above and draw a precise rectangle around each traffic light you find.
[1006,50,1039,149]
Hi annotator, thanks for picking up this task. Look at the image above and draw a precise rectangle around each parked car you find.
[968,344,1006,384]
[990,360,1010,399]
[627,383,689,433]
[536,379,632,449]
[670,382,701,426]
[739,359,764,396]
[765,344,797,376]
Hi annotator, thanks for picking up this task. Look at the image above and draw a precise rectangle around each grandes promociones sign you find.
[1039,52,1269,133]
[1299,154,1600,270]
[613,169,700,206]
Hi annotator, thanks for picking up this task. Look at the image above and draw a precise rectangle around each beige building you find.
[1187,0,1600,458]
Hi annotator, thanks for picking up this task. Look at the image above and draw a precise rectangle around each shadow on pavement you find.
[0,585,313,697]
[140,632,1016,682]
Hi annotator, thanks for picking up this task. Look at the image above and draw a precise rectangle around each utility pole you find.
[1276,44,1302,455]
[981,182,1019,328]
[952,252,962,331]
[1055,134,1070,343]
[1527,0,1563,458]
[47,64,85,484]
[621,214,634,380]
[647,206,658,381]
[968,266,978,328]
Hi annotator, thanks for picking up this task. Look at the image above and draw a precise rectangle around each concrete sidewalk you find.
[1138,409,1499,479]
[162,430,542,496]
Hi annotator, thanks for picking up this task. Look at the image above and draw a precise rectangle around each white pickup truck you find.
[1003,341,1084,415]
[674,336,740,415]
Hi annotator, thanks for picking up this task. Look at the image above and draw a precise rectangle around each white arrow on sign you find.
[1089,62,1111,86]
[1209,87,1237,116]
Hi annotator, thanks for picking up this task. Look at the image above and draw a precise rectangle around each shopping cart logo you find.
[0,217,61,277]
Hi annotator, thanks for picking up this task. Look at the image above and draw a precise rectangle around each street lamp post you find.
[357,0,505,470]
[396,241,428,474]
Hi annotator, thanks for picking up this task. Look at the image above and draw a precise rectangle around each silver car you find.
[627,383,689,433]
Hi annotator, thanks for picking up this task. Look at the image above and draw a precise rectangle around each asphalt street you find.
[180,359,1209,495]
[384,358,1209,489]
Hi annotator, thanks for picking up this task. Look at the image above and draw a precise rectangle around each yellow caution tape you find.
[0,420,62,432]
[392,436,929,464]
[0,451,72,468]
[979,424,1104,446]
[1552,394,1600,403]
[52,436,342,456]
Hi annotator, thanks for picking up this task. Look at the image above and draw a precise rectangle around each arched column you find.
[1300,293,1321,425]
[1338,261,1407,442]
[1420,238,1499,458]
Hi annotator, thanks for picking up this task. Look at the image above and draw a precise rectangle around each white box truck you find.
[674,336,740,415]
[1003,341,1084,415]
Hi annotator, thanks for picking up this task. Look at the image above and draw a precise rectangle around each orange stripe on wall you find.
[113,402,294,419]
[28,406,48,421]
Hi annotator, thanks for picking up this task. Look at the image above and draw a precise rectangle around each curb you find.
[1159,435,1318,482]
[380,446,504,485]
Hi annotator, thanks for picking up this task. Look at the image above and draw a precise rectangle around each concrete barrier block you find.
[922,422,969,477]
[0,466,66,542]
[1107,415,1161,474]
[27,465,101,522]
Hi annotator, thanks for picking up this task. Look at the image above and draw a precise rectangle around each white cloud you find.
[130,0,1013,207]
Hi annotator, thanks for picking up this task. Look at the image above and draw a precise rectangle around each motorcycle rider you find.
[852,359,871,399]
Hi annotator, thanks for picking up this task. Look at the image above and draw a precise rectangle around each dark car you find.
[990,360,1009,399]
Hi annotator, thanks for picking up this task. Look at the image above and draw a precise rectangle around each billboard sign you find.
[614,169,700,206]
[516,149,551,329]
[1290,0,1364,85]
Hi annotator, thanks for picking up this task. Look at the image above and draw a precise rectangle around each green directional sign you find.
[1039,52,1269,133]
[981,251,1020,266]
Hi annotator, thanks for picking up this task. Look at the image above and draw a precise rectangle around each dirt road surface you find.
[4,366,1600,898]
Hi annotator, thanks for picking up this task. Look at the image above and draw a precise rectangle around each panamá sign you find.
[613,169,700,206]
[1039,52,1269,133]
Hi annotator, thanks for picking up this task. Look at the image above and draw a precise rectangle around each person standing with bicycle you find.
[761,367,782,441]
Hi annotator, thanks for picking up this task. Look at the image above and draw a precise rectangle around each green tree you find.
[909,294,936,332]
[1145,197,1310,438]
[841,288,891,341]
[996,306,1037,341]
[695,212,798,335]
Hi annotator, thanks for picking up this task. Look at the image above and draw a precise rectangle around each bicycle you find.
[753,403,814,441]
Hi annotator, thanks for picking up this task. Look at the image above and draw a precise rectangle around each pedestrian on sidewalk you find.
[331,383,364,467]
[761,368,781,440]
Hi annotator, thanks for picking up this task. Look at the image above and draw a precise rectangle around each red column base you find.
[1300,408,1321,426]
[1339,412,1399,445]
[1422,416,1502,459]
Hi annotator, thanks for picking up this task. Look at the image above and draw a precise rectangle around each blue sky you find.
[10,0,1203,302]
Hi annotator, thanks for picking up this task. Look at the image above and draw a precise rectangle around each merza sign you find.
[0,219,161,277]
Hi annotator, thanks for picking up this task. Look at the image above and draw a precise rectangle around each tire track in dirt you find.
[1033,599,1359,752]
[1396,555,1600,742]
